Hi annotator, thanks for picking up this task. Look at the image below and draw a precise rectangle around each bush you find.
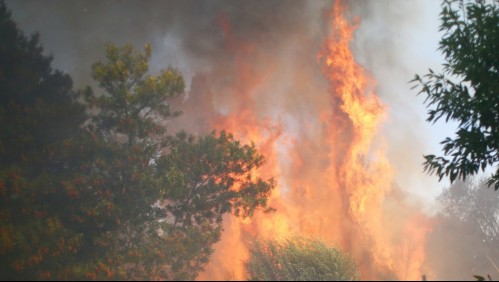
[245,236,360,281]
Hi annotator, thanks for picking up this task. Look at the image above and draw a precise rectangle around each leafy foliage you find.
[411,0,499,190]
[151,131,275,279]
[474,274,493,281]
[0,1,87,279]
[0,1,86,172]
[88,43,185,146]
[160,131,275,224]
[0,5,275,278]
[245,237,360,281]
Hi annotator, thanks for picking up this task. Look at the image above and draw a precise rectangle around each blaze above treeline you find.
[3,0,497,280]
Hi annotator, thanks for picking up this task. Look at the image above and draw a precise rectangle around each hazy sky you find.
[5,0,458,212]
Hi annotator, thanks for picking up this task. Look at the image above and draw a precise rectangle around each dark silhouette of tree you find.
[0,0,86,172]
[0,1,87,279]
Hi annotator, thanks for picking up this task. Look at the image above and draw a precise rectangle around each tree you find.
[411,0,499,190]
[147,130,275,280]
[245,237,360,281]
[0,6,276,278]
[0,1,87,280]
[88,43,184,147]
[0,0,86,172]
[424,179,499,280]
[81,44,274,280]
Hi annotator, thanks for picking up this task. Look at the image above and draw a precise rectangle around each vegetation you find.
[411,0,499,190]
[0,1,274,280]
[0,2,87,279]
[424,179,499,280]
[245,237,360,281]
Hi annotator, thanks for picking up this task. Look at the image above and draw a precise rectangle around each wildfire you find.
[319,0,396,276]
[189,0,433,280]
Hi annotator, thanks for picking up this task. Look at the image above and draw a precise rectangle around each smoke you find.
[7,0,332,137]
[6,0,448,201]
[6,1,319,87]
[6,0,458,280]
[348,0,451,208]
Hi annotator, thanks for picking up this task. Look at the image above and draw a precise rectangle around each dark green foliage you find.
[0,0,86,173]
[411,0,499,190]
[151,130,275,280]
[245,237,360,281]
[0,1,87,279]
[160,131,275,224]
[474,274,493,281]
[88,43,184,146]
[60,44,273,280]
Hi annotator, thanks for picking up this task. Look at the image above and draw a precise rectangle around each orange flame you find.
[319,0,395,276]
[191,1,434,280]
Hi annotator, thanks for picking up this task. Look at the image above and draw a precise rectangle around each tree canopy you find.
[245,237,360,281]
[0,1,87,279]
[0,2,275,279]
[0,1,86,172]
[88,43,184,146]
[411,0,499,190]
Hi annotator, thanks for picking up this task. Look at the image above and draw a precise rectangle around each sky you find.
[5,0,456,213]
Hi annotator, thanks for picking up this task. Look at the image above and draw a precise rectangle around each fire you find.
[188,0,434,280]
[319,0,396,275]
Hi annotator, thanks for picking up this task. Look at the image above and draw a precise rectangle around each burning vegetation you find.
[2,0,498,280]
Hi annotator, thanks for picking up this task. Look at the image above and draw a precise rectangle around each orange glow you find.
[194,1,433,280]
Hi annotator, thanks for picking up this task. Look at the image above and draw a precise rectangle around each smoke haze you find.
[6,0,448,201]
[6,0,467,280]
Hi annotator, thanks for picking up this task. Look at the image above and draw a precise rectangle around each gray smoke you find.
[6,1,324,88]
